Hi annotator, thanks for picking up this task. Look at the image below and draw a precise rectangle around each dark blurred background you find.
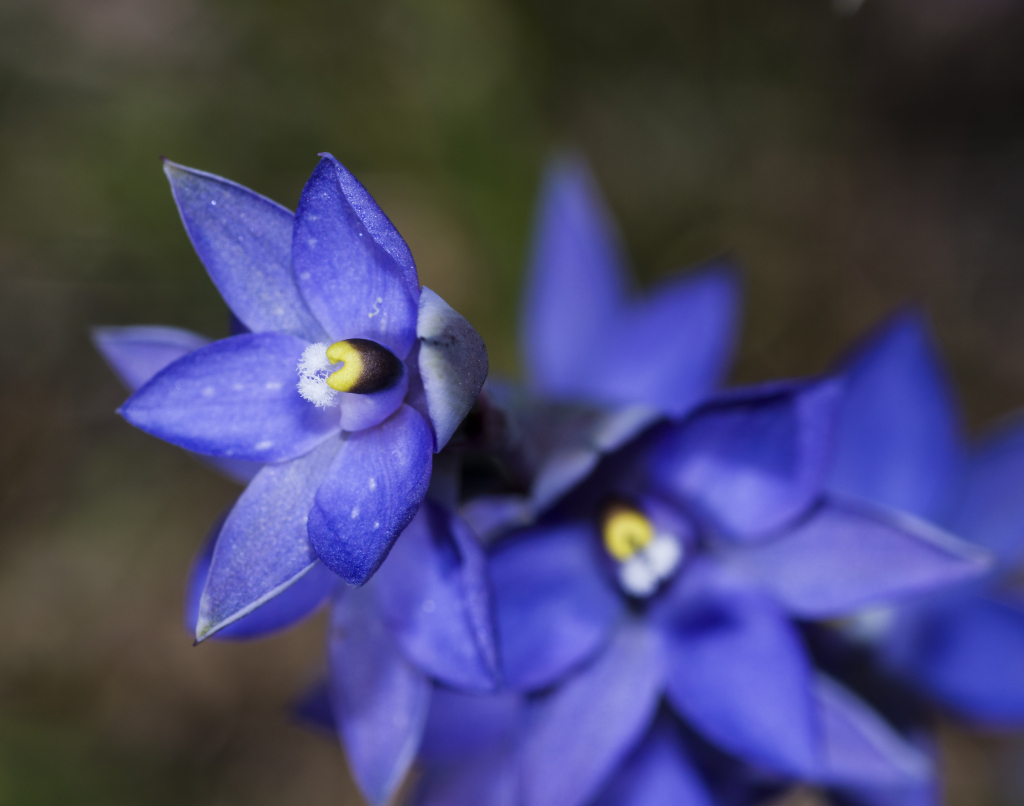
[2,0,1024,803]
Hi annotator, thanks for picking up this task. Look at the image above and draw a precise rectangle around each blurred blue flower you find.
[467,377,985,806]
[828,312,1024,726]
[95,154,488,638]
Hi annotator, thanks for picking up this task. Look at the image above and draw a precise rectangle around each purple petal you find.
[374,503,499,690]
[185,522,338,641]
[119,333,339,462]
[815,676,932,790]
[522,620,664,806]
[92,325,210,390]
[531,405,661,512]
[338,359,409,432]
[490,523,625,691]
[521,156,627,399]
[320,154,420,297]
[593,716,714,806]
[416,751,519,806]
[654,559,819,776]
[416,287,489,451]
[292,156,418,357]
[163,160,325,341]
[329,589,431,806]
[649,379,843,541]
[419,688,523,762]
[722,500,990,619]
[585,263,740,415]
[952,415,1024,564]
[829,312,964,524]
[459,495,534,545]
[309,405,433,585]
[195,438,340,640]
[884,594,1024,725]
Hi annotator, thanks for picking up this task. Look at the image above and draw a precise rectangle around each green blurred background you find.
[2,0,1024,803]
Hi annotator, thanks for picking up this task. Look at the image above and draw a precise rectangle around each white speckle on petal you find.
[368,296,383,319]
[351,507,360,519]
[373,521,380,530]
[201,386,216,398]
[232,383,244,391]
[299,271,311,280]
[307,238,318,248]
[255,440,274,451]
[210,199,217,206]
[368,477,377,490]
[265,381,283,391]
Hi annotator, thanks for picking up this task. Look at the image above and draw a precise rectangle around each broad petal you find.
[92,325,209,390]
[119,333,339,462]
[648,379,843,541]
[416,287,489,451]
[953,416,1024,564]
[416,749,520,806]
[586,263,740,415]
[815,676,932,790]
[522,620,664,806]
[723,500,991,619]
[185,522,337,641]
[163,160,324,341]
[521,155,627,399]
[374,502,499,691]
[419,688,523,762]
[195,439,340,640]
[309,405,433,585]
[829,313,964,524]
[490,523,625,691]
[593,716,714,806]
[883,595,1024,725]
[654,559,819,776]
[292,156,418,357]
[329,589,432,806]
[320,154,420,297]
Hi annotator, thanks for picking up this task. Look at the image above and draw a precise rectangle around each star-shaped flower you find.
[98,154,488,640]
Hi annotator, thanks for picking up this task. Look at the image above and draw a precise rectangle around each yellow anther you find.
[602,505,654,561]
[326,341,365,392]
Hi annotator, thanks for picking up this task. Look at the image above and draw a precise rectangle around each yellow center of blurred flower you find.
[602,505,654,561]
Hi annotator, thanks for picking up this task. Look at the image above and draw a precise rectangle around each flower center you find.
[601,503,683,598]
[297,339,404,408]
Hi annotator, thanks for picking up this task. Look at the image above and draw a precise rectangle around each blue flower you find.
[96,154,488,639]
[827,311,1024,726]
[465,377,987,806]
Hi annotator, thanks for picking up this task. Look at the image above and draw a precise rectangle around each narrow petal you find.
[521,620,664,806]
[829,312,964,524]
[186,524,337,641]
[654,559,819,776]
[92,325,209,390]
[329,589,432,806]
[815,675,932,790]
[119,333,339,462]
[459,495,533,545]
[309,405,433,585]
[585,263,740,415]
[593,716,715,806]
[320,154,420,297]
[531,405,661,512]
[416,749,520,806]
[489,523,625,691]
[648,379,843,541]
[883,595,1024,725]
[723,500,991,619]
[415,287,489,451]
[952,415,1024,564]
[374,503,499,690]
[163,160,324,341]
[521,155,627,398]
[292,156,418,357]
[195,438,340,640]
